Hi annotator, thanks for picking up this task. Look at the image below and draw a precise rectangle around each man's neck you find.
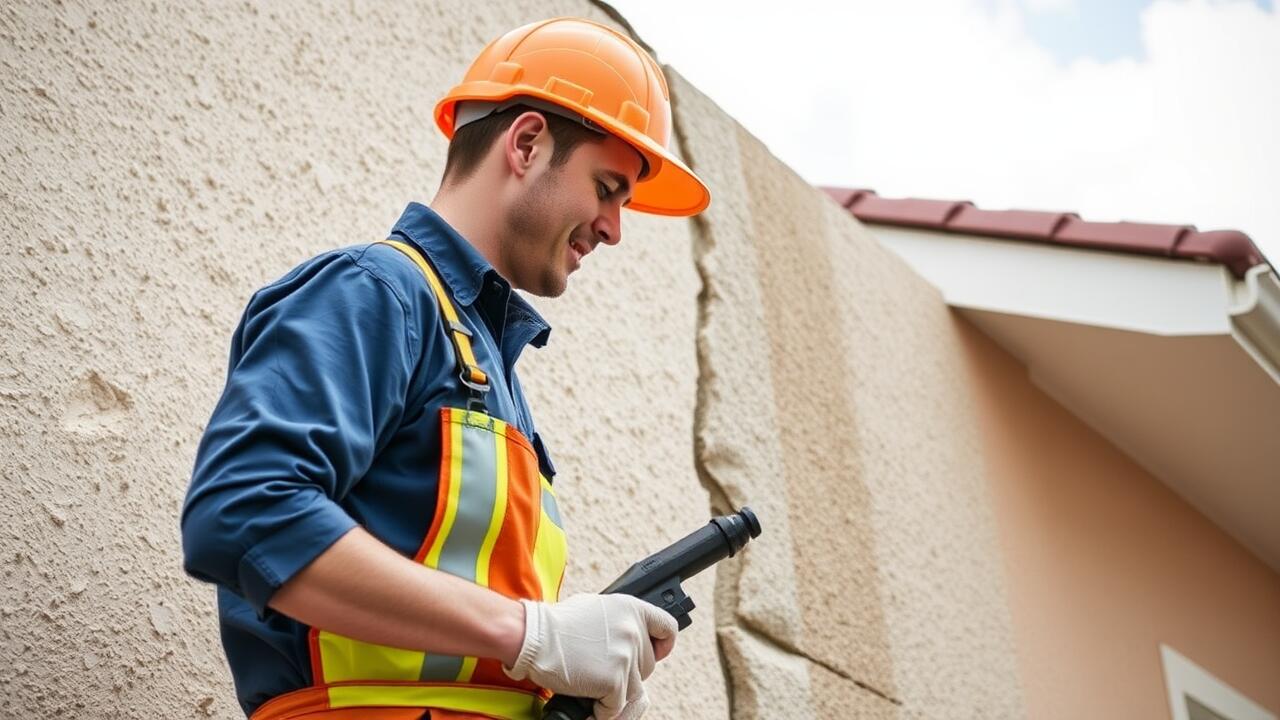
[430,187,507,278]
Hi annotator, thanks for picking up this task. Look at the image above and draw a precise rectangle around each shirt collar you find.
[389,202,551,347]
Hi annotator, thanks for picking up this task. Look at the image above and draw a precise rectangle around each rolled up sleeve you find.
[181,251,421,616]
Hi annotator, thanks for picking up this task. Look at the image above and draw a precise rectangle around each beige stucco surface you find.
[0,2,721,717]
[7,2,1270,720]
[671,72,1027,719]
[959,320,1280,719]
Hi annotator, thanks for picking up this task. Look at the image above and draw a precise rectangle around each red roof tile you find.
[948,206,1075,242]
[819,186,1266,279]
[1176,230,1265,278]
[1053,218,1191,256]
[850,194,972,230]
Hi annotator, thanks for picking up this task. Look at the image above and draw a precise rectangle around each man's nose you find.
[592,206,622,247]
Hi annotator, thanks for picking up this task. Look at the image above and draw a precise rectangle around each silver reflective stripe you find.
[419,649,464,683]
[420,421,500,682]
[541,486,562,530]
[436,423,498,582]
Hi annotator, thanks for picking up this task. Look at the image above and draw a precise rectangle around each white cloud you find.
[611,0,1280,261]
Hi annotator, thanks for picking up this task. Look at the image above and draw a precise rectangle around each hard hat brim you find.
[436,85,710,217]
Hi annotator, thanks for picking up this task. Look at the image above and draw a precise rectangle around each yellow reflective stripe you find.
[455,655,479,685]
[464,409,496,429]
[317,631,424,683]
[378,239,488,386]
[532,477,568,602]
[425,417,466,570]
[326,683,544,719]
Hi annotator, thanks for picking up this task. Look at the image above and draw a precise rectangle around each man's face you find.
[501,132,644,297]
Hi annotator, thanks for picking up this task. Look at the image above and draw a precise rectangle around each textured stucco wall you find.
[0,2,722,718]
[670,73,1026,718]
[2,2,1028,719]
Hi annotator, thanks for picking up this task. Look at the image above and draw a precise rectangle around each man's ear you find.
[504,111,549,179]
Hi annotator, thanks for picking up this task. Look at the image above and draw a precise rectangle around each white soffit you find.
[872,225,1280,572]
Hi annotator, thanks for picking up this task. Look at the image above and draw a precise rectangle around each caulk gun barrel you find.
[601,507,760,596]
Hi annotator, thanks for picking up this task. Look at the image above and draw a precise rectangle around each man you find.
[181,16,710,720]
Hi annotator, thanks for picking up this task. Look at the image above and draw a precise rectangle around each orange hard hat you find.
[434,17,710,217]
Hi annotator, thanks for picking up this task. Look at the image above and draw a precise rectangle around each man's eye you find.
[596,181,610,200]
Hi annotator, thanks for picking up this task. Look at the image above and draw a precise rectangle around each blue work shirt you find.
[181,202,555,717]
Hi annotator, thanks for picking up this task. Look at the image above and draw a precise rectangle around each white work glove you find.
[503,593,678,720]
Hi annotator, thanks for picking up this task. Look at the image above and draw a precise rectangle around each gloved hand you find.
[503,593,678,720]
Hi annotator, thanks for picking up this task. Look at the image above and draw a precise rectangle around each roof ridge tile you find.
[820,185,1266,279]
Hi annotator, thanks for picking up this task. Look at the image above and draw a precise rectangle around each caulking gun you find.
[540,507,763,720]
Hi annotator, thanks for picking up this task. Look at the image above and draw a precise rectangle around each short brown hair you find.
[441,104,605,185]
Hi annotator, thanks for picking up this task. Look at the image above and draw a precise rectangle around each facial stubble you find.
[503,166,574,298]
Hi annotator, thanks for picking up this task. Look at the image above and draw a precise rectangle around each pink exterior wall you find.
[956,315,1280,719]
[962,315,1280,717]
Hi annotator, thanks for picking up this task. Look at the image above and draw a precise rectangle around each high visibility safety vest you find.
[252,240,569,720]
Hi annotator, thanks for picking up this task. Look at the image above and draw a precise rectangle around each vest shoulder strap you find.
[377,239,490,404]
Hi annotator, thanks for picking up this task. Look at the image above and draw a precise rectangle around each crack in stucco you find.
[660,59,902,714]
[691,303,752,720]
[684,147,741,720]
[582,10,825,716]
[738,618,903,707]
[663,51,740,718]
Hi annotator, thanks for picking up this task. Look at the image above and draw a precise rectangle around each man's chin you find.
[541,281,569,299]
[524,274,569,299]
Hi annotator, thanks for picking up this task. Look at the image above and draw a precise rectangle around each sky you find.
[608,0,1280,264]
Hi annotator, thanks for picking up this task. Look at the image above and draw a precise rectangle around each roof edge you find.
[821,186,1267,279]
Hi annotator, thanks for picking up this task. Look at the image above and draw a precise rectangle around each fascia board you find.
[872,225,1233,336]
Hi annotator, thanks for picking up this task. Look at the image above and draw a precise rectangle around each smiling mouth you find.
[568,236,590,264]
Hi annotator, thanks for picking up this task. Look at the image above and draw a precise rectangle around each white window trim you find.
[1161,644,1276,720]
